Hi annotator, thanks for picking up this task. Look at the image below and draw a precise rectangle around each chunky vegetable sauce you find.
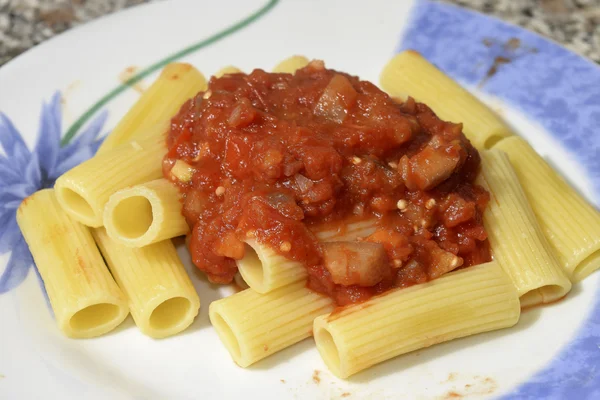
[164,61,491,305]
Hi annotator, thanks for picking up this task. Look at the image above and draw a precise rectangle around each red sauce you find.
[164,60,491,306]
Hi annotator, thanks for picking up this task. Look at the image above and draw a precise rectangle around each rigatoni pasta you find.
[209,281,334,367]
[313,218,378,242]
[380,50,513,149]
[494,136,600,281]
[476,149,572,307]
[54,134,166,227]
[97,63,206,153]
[16,189,129,338]
[103,178,188,247]
[236,239,307,294]
[215,66,242,77]
[92,228,200,338]
[313,261,520,378]
[272,55,310,73]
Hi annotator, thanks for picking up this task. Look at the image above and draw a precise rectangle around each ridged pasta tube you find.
[92,228,200,338]
[273,55,310,73]
[477,150,572,307]
[55,134,165,227]
[495,136,600,281]
[313,218,378,242]
[238,219,379,294]
[97,63,206,153]
[380,51,513,149]
[16,189,129,338]
[103,178,188,247]
[236,239,307,294]
[313,261,520,378]
[215,66,242,78]
[209,282,334,367]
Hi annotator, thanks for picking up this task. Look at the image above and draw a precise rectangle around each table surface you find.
[0,0,599,67]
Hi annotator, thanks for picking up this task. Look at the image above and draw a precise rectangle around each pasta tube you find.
[313,218,378,242]
[98,63,207,153]
[273,55,310,73]
[16,189,128,338]
[379,51,513,149]
[477,150,572,307]
[236,239,307,294]
[495,137,600,281]
[92,228,200,338]
[209,282,334,367]
[215,66,242,78]
[103,178,188,247]
[55,134,165,227]
[238,219,378,293]
[313,261,520,378]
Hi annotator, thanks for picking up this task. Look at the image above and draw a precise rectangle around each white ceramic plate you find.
[1,1,599,398]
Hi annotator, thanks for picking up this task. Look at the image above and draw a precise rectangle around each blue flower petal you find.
[62,109,108,153]
[0,238,32,294]
[0,168,22,188]
[0,195,23,210]
[24,151,42,190]
[0,213,21,253]
[0,207,13,222]
[0,113,30,160]
[51,108,107,181]
[0,210,13,233]
[34,93,62,179]
[54,145,98,178]
[90,139,103,154]
[2,200,22,210]
[0,183,37,202]
[0,156,25,185]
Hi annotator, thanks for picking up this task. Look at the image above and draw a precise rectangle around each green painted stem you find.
[61,0,279,146]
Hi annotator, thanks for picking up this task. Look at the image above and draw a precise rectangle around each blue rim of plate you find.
[399,1,600,398]
[0,0,599,398]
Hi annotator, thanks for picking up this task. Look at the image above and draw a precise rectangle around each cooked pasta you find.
[477,149,572,307]
[495,136,600,281]
[215,66,242,77]
[237,220,380,295]
[209,281,334,367]
[313,218,378,242]
[16,189,129,338]
[54,134,165,227]
[236,239,307,294]
[379,50,513,149]
[97,63,206,153]
[103,178,188,247]
[272,55,310,73]
[313,261,520,378]
[92,228,200,338]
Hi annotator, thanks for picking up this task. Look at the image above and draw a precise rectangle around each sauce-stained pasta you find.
[164,60,491,306]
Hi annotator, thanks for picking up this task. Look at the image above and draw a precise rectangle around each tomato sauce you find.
[164,60,491,305]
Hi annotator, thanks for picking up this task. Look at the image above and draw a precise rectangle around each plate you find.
[1,0,599,398]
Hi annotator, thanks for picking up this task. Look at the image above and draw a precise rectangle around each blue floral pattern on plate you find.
[399,1,600,399]
[0,92,107,294]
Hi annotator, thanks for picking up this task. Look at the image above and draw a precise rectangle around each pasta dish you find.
[15,53,600,379]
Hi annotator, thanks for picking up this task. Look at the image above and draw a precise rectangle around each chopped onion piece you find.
[171,160,196,182]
